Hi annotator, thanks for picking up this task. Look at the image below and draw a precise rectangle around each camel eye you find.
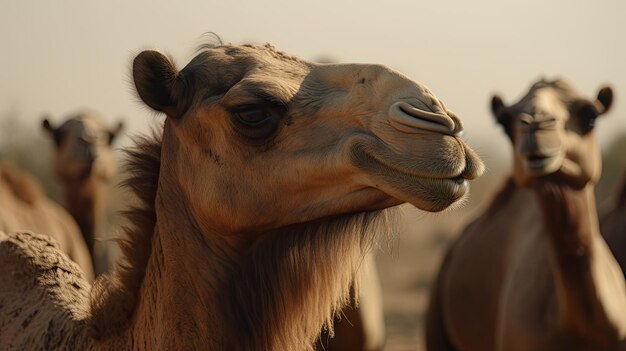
[235,106,271,126]
[231,105,279,141]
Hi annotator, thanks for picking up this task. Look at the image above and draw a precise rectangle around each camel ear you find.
[133,50,190,119]
[595,86,613,115]
[108,120,125,145]
[490,95,507,121]
[42,117,62,146]
[42,118,54,132]
[490,95,515,137]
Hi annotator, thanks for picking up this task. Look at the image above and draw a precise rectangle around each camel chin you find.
[374,174,469,213]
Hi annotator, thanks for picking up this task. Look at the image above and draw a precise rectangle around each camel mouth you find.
[350,145,471,212]
[522,153,561,175]
[387,172,470,213]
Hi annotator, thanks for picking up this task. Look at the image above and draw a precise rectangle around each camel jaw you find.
[349,143,475,213]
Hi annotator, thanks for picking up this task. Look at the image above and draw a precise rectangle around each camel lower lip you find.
[426,177,468,194]
[349,144,470,211]
[411,176,469,209]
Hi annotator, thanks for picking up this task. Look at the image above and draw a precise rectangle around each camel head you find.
[491,78,613,189]
[42,113,124,182]
[133,43,484,233]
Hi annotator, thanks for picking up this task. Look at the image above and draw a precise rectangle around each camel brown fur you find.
[601,172,626,278]
[42,113,123,272]
[0,164,94,281]
[426,78,626,351]
[0,42,483,350]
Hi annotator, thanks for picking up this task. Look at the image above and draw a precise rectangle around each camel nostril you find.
[389,101,458,136]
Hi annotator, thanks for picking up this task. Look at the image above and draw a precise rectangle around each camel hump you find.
[0,164,44,205]
[0,231,90,349]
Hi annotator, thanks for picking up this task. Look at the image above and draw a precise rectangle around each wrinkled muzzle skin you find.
[133,45,485,233]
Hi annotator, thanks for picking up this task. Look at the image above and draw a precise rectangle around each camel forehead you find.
[512,79,581,118]
[58,114,108,139]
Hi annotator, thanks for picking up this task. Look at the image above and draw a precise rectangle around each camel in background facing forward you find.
[1,41,483,350]
[427,78,626,351]
[42,113,123,273]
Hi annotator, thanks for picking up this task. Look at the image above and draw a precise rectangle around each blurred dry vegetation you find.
[0,107,624,350]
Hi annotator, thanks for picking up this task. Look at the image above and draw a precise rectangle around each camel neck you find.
[121,177,382,351]
[63,176,106,254]
[124,183,234,350]
[535,183,614,334]
[538,184,597,259]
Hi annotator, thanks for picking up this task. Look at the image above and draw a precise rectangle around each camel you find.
[601,172,626,277]
[0,42,483,350]
[42,112,123,272]
[0,163,94,281]
[426,78,626,351]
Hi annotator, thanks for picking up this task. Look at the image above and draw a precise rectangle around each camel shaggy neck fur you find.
[1,42,483,350]
[426,78,626,351]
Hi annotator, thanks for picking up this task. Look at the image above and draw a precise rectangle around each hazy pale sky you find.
[1,0,624,160]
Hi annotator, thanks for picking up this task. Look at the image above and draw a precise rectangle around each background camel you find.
[602,172,626,278]
[42,112,123,273]
[426,78,626,351]
[0,42,483,350]
[0,163,94,281]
